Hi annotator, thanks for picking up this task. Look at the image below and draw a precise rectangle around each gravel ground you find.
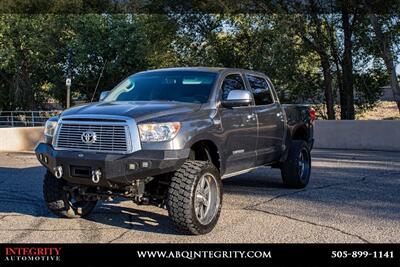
[0,149,399,243]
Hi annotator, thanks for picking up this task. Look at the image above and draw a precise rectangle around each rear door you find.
[245,73,285,165]
[218,73,258,174]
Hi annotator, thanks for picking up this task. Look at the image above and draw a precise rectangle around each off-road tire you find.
[167,160,222,235]
[43,171,97,218]
[280,140,311,188]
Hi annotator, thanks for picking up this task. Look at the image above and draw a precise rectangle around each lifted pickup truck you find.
[35,67,314,235]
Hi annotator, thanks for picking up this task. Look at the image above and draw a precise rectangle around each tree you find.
[0,3,396,120]
[367,12,400,112]
[0,14,178,109]
[293,10,336,120]
[340,3,357,120]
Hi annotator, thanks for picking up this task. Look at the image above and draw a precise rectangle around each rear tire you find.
[43,171,97,218]
[167,160,222,235]
[280,141,311,188]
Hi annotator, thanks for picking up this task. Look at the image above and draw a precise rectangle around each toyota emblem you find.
[81,131,97,144]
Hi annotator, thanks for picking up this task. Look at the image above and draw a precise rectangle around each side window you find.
[221,74,246,100]
[246,74,274,105]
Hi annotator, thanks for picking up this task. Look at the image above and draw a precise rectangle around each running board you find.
[221,167,258,179]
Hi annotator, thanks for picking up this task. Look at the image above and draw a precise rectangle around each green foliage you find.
[354,69,388,110]
[0,14,177,109]
[171,14,323,104]
[0,12,395,117]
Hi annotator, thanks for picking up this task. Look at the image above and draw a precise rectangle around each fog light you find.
[43,155,48,164]
[141,161,150,168]
[128,163,138,170]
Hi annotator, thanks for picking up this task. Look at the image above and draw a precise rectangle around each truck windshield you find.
[104,71,217,104]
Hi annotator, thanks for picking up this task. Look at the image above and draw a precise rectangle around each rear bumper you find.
[35,143,190,187]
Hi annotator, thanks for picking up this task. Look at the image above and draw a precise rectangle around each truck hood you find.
[60,101,202,122]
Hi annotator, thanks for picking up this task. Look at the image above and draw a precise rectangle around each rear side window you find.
[246,74,274,105]
[221,74,246,100]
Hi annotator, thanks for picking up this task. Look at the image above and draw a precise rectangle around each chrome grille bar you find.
[54,120,132,154]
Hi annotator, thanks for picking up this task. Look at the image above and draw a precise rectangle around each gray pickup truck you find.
[35,67,314,235]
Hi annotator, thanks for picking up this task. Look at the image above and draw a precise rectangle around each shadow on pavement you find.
[0,166,182,235]
[87,202,183,235]
[0,166,47,217]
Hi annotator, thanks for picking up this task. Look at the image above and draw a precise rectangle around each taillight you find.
[309,107,316,122]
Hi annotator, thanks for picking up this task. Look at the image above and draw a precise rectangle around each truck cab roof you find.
[134,67,268,77]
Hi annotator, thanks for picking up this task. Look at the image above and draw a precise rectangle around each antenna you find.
[91,60,107,102]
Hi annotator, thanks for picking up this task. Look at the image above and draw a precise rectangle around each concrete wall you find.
[314,120,400,151]
[0,121,399,152]
[0,127,44,152]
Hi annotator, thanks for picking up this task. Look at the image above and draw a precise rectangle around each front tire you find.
[167,160,222,235]
[43,171,97,218]
[280,141,311,188]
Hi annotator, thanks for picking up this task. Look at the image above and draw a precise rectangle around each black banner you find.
[0,244,399,267]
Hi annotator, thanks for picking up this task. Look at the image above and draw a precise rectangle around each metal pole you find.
[66,78,72,109]
[11,111,14,127]
[67,84,71,108]
[66,49,73,109]
[32,111,35,126]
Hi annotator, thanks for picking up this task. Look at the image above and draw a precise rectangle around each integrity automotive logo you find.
[3,247,62,263]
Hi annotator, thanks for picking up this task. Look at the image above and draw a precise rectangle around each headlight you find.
[138,122,181,142]
[44,120,58,137]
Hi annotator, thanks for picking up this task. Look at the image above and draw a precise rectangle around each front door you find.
[218,73,258,174]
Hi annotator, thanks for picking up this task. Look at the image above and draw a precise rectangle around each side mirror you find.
[221,90,252,108]
[99,91,110,101]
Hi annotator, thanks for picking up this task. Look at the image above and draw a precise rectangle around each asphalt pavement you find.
[0,149,399,243]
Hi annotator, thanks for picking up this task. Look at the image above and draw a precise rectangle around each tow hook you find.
[54,166,63,179]
[92,169,102,184]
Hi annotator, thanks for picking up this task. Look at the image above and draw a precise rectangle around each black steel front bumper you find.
[35,143,190,188]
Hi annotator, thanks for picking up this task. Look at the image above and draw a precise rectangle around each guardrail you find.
[0,111,61,127]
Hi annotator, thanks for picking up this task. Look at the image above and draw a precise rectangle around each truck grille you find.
[55,123,130,153]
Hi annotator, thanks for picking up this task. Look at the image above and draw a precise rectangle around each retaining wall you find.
[313,120,400,151]
[0,121,399,152]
